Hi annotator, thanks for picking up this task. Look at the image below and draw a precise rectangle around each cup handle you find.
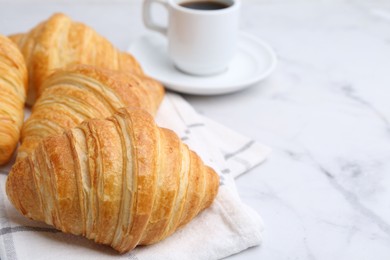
[143,0,168,36]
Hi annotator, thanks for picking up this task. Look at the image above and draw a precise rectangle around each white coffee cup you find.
[143,0,241,76]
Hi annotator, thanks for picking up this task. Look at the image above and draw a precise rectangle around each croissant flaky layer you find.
[6,108,219,253]
[18,64,164,158]
[0,34,28,165]
[10,13,144,104]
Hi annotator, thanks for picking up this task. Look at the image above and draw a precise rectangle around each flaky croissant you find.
[18,64,164,158]
[10,13,143,105]
[6,107,219,253]
[0,34,28,165]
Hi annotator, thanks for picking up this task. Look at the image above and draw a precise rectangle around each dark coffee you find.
[180,1,230,11]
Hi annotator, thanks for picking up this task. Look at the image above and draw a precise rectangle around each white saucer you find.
[129,32,277,95]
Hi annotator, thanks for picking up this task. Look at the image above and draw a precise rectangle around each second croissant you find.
[18,64,164,158]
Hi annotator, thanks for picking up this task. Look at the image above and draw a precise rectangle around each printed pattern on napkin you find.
[0,92,269,260]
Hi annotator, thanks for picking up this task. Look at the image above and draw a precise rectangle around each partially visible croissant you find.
[10,13,143,105]
[6,107,219,253]
[18,64,164,158]
[0,34,28,165]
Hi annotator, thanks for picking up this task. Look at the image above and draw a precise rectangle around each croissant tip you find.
[49,12,70,20]
[6,156,44,221]
[6,158,26,211]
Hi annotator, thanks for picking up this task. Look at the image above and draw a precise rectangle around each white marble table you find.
[1,1,390,259]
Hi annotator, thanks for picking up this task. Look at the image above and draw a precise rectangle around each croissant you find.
[6,107,219,253]
[0,34,28,165]
[18,64,164,158]
[10,13,143,105]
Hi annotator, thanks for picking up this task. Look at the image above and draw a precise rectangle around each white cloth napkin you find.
[0,92,270,260]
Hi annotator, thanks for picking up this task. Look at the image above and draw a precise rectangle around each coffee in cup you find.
[179,1,230,10]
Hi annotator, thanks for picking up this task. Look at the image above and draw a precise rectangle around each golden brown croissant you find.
[10,13,144,105]
[18,64,164,158]
[6,107,219,253]
[0,34,28,165]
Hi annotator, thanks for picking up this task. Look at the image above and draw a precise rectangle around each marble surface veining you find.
[204,1,390,259]
[1,1,390,259]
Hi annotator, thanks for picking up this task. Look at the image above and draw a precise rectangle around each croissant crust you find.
[10,13,143,104]
[6,108,219,253]
[0,34,28,165]
[18,64,164,158]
